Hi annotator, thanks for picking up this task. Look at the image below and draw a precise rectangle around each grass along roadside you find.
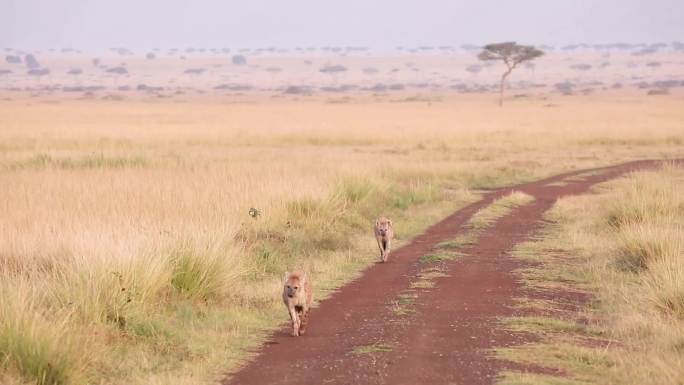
[495,163,684,385]
[414,191,535,295]
[0,174,476,385]
[430,190,536,260]
[351,343,393,355]
[387,191,536,325]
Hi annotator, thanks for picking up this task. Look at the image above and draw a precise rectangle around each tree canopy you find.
[477,42,544,69]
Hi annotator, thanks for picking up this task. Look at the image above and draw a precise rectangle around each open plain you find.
[1,46,684,384]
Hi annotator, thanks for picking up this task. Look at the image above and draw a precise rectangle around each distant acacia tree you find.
[477,42,544,106]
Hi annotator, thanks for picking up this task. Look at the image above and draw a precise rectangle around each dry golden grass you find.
[1,94,683,384]
[498,164,684,385]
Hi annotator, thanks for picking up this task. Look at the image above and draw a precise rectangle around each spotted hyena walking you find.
[282,271,313,336]
[374,216,394,263]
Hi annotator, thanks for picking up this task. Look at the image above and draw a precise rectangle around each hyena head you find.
[283,272,306,299]
[376,217,392,236]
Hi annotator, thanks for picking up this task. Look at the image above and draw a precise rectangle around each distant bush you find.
[570,63,592,71]
[232,55,247,65]
[5,55,21,64]
[24,54,40,69]
[465,64,483,74]
[554,81,575,94]
[214,83,254,91]
[136,84,164,92]
[27,68,49,76]
[319,85,355,93]
[364,83,404,92]
[106,67,127,75]
[284,85,312,95]
[319,65,347,74]
[632,47,657,56]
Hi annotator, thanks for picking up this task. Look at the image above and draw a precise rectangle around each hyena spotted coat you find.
[374,216,394,263]
[282,271,313,336]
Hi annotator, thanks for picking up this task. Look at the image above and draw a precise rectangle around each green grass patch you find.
[9,153,148,170]
[545,181,571,187]
[502,316,590,335]
[419,250,459,264]
[497,370,583,385]
[436,233,476,250]
[409,269,448,289]
[391,292,418,316]
[468,191,535,230]
[170,244,230,299]
[351,343,393,355]
[495,343,614,380]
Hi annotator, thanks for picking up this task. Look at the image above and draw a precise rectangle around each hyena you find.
[282,271,313,336]
[374,216,394,263]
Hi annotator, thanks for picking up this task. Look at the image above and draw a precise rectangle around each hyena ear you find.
[301,272,308,283]
[389,219,393,227]
[283,271,290,282]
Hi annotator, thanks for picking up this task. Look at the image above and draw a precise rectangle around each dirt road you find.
[223,160,674,385]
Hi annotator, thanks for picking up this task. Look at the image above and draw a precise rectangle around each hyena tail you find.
[299,309,311,335]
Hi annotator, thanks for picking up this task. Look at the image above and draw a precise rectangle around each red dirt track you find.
[223,160,677,385]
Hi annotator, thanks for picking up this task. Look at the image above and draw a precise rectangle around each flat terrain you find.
[1,48,683,385]
[224,160,674,385]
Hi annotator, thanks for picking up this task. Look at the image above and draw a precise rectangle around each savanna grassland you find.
[498,164,684,385]
[1,92,683,385]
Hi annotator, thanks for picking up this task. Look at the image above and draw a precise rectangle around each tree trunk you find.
[499,68,513,107]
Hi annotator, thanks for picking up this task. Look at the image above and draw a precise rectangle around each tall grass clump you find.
[0,282,89,385]
[169,241,236,299]
[391,182,438,210]
[606,165,683,276]
[47,252,172,329]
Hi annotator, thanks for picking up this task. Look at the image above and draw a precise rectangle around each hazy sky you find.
[2,0,683,51]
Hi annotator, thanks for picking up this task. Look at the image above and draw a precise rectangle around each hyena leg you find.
[288,307,300,336]
[384,238,391,261]
[376,238,386,261]
[299,308,310,335]
[381,239,388,262]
